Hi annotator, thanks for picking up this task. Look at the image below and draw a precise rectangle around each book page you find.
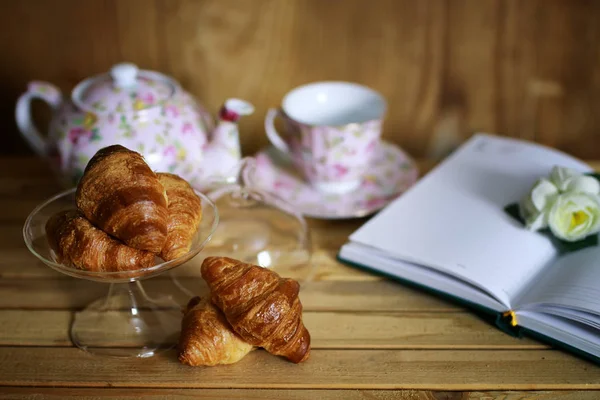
[340,242,507,312]
[517,246,600,316]
[350,133,592,307]
[516,311,600,359]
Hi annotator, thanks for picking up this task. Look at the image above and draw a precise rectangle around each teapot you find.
[16,63,254,188]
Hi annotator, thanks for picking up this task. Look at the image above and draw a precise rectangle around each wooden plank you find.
[0,310,71,347]
[0,248,377,283]
[307,311,542,349]
[0,199,58,223]
[1,387,598,400]
[0,177,62,200]
[0,225,40,249]
[438,0,501,149]
[0,158,56,178]
[0,249,61,279]
[526,1,600,159]
[0,278,462,312]
[0,347,597,390]
[0,310,544,349]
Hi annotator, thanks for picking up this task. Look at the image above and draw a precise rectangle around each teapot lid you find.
[71,63,177,114]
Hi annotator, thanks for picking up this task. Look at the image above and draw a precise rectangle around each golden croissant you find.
[45,210,155,272]
[179,296,254,366]
[157,173,202,261]
[76,145,169,253]
[201,256,311,363]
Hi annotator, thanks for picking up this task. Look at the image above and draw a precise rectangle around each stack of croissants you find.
[180,256,311,366]
[45,145,311,366]
[46,144,203,270]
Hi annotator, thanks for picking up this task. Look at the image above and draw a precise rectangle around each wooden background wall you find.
[1,0,599,159]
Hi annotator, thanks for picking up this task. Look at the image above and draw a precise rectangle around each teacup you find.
[265,81,387,194]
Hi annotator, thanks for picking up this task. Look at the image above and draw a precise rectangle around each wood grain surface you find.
[0,157,599,398]
[0,278,462,311]
[1,347,598,390]
[1,388,599,400]
[0,309,545,349]
[1,0,599,159]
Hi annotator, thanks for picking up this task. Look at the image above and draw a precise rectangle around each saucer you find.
[253,141,419,219]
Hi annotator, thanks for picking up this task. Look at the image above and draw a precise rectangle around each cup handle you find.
[264,108,290,154]
[15,81,63,157]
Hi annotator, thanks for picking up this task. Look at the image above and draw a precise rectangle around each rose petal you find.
[565,175,600,195]
[550,166,580,191]
[530,178,559,211]
[524,210,548,231]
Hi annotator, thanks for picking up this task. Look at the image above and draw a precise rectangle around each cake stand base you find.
[70,281,181,358]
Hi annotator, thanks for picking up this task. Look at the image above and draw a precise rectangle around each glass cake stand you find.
[23,188,218,358]
[200,158,313,283]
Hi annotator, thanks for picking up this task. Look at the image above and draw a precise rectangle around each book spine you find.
[495,311,523,337]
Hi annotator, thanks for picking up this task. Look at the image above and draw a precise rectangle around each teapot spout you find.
[209,98,254,159]
[219,98,254,124]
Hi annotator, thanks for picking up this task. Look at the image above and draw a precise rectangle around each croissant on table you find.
[157,173,203,261]
[45,210,155,272]
[76,145,169,253]
[201,256,311,363]
[178,296,254,366]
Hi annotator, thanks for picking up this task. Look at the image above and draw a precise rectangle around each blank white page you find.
[350,133,592,306]
[517,246,600,315]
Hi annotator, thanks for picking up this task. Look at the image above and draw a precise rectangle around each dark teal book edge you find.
[337,253,600,366]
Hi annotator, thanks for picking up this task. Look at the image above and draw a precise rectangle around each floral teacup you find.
[265,81,387,194]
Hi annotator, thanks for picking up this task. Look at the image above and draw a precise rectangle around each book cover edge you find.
[337,252,600,366]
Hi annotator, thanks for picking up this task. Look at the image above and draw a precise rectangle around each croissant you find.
[45,210,155,272]
[157,173,203,261]
[76,145,169,253]
[201,256,311,363]
[179,296,254,366]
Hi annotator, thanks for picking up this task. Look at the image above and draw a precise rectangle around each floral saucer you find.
[252,141,419,219]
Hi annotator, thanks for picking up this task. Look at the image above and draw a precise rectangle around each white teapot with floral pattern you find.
[16,63,254,188]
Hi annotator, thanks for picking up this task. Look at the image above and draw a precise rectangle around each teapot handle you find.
[15,81,62,157]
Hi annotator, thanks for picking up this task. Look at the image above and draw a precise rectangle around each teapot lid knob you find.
[110,63,138,88]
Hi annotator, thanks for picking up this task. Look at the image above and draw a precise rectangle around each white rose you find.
[548,192,600,242]
[520,178,559,231]
[550,166,600,195]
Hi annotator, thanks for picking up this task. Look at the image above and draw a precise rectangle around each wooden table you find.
[1,157,599,399]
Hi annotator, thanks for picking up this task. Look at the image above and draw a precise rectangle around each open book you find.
[339,133,600,363]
